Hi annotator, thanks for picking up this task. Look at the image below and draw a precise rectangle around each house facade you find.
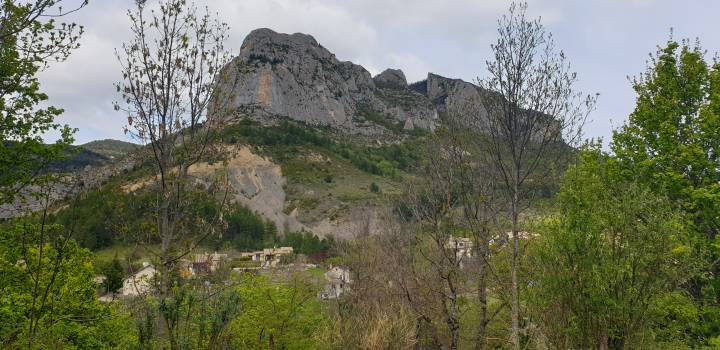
[240,246,294,267]
[320,265,351,300]
[121,262,156,296]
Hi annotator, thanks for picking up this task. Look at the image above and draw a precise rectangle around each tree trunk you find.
[448,274,461,350]
[476,243,489,350]
[510,183,521,350]
[608,336,625,350]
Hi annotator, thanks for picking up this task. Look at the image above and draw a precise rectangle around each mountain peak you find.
[219,28,489,136]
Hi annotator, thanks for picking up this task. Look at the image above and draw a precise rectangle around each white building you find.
[121,262,156,296]
[240,246,294,267]
[446,236,473,261]
[320,266,351,300]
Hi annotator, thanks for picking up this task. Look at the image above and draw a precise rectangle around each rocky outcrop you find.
[220,28,374,129]
[217,28,502,136]
[0,154,137,218]
[219,28,450,135]
[373,68,407,89]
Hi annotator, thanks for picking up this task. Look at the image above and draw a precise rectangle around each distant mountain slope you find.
[82,139,139,158]
[43,139,139,172]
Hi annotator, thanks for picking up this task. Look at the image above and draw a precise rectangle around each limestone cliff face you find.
[221,28,508,134]
[222,28,373,128]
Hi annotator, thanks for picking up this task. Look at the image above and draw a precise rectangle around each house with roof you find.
[320,265,351,300]
[240,246,294,267]
[446,236,473,260]
[121,262,156,296]
[193,252,228,272]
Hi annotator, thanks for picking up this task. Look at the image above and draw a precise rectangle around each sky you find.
[39,0,720,145]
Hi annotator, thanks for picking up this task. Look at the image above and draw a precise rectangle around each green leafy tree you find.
[612,39,720,238]
[103,256,125,294]
[0,222,135,348]
[228,274,329,349]
[529,147,698,349]
[0,0,87,203]
[611,38,720,340]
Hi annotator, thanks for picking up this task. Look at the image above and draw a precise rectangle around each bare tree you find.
[114,0,239,347]
[477,3,595,348]
[441,120,504,350]
[393,132,479,350]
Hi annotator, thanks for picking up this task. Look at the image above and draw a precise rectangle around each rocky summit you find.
[219,28,489,135]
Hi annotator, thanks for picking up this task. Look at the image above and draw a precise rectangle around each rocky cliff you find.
[219,28,491,135]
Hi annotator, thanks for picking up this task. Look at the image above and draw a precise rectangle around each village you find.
[94,245,354,302]
[93,233,534,303]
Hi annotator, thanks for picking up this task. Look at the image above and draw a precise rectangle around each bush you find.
[369,182,380,193]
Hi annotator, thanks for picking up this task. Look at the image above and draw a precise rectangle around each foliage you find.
[0,0,86,204]
[369,182,380,193]
[612,40,720,237]
[223,118,423,178]
[101,256,125,294]
[355,103,405,134]
[611,38,720,342]
[51,182,157,250]
[213,203,278,251]
[0,222,135,348]
[528,146,699,349]
[127,285,242,350]
[228,274,329,349]
[279,231,333,256]
[479,3,596,347]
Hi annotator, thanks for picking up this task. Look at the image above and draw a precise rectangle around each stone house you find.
[320,265,351,300]
[240,246,294,267]
[446,236,473,261]
[121,262,156,296]
[193,252,228,273]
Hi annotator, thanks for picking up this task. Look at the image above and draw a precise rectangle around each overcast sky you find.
[39,0,720,145]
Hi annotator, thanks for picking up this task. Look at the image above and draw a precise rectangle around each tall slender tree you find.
[477,3,595,348]
[114,0,239,347]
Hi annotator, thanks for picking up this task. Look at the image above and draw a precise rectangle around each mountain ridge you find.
[218,28,489,136]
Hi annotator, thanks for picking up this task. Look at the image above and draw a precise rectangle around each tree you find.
[0,219,135,348]
[529,146,697,349]
[613,39,720,238]
[114,0,239,347]
[476,3,595,347]
[0,0,87,204]
[103,256,125,294]
[391,128,486,350]
[611,37,720,344]
[443,123,501,350]
[228,274,328,349]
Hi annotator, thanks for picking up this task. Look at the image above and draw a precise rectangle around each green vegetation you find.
[223,119,423,178]
[81,139,138,158]
[523,39,720,348]
[228,274,329,349]
[213,203,278,251]
[0,222,136,348]
[50,182,157,250]
[528,146,698,348]
[354,103,405,134]
[5,0,720,348]
[279,231,333,256]
[0,0,81,204]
